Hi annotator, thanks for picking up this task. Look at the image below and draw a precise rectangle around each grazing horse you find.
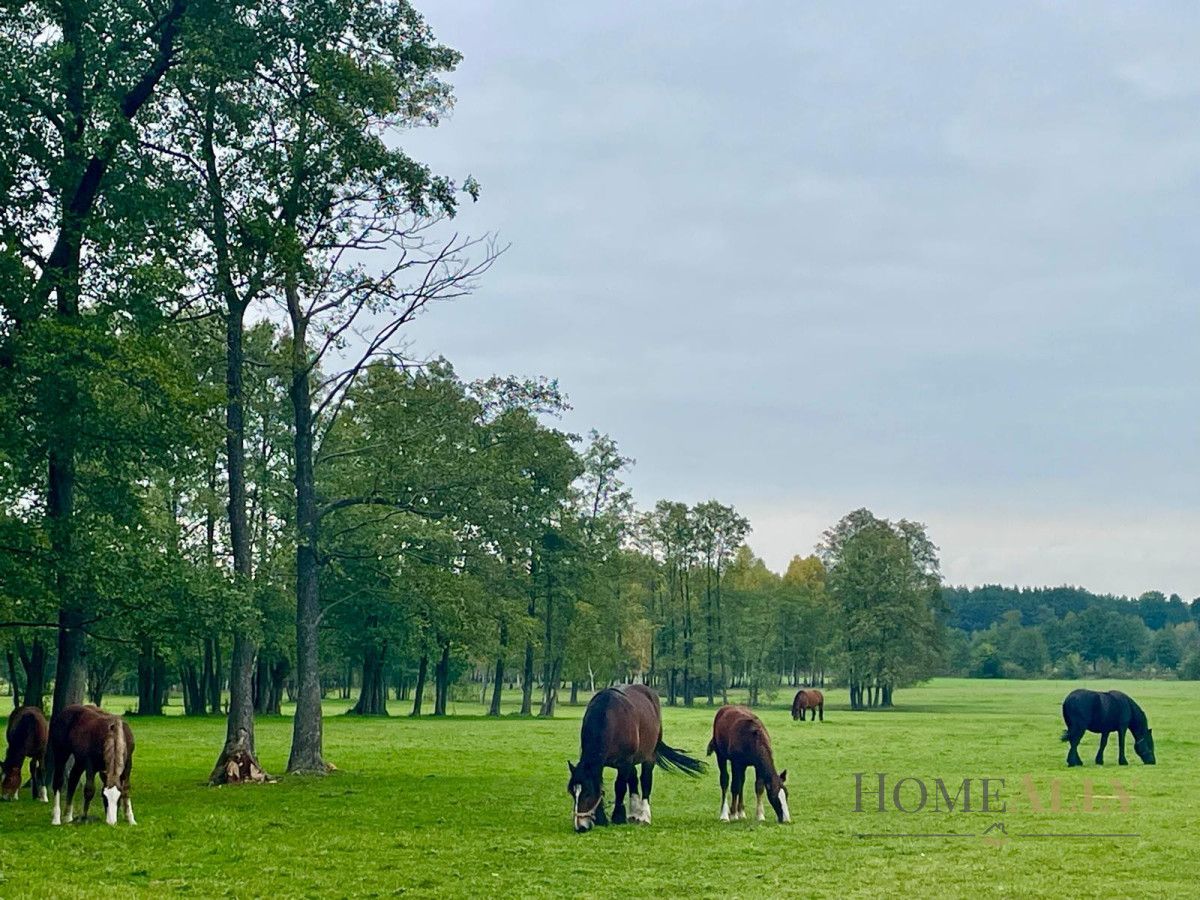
[49,704,136,826]
[708,705,790,823]
[791,688,824,722]
[1061,689,1155,767]
[3,706,48,802]
[566,683,705,832]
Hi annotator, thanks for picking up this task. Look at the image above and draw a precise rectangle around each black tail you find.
[1060,729,1071,742]
[656,740,706,776]
[706,738,716,757]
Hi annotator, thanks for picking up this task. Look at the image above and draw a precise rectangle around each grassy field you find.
[0,678,1194,898]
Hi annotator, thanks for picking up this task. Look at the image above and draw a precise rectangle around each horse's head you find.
[0,764,20,801]
[1134,729,1156,765]
[567,761,606,833]
[765,769,791,823]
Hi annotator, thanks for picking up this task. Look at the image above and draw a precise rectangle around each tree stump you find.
[209,728,272,785]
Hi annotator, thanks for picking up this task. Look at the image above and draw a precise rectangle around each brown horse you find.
[3,706,48,802]
[791,688,824,722]
[49,704,136,826]
[566,683,704,832]
[707,705,790,823]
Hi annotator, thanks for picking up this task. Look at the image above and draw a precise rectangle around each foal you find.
[2,706,48,801]
[49,704,136,826]
[707,705,790,823]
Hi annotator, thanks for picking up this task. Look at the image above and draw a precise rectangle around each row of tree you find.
[943,587,1200,680]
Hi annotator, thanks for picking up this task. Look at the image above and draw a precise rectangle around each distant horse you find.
[791,688,824,722]
[707,705,790,823]
[1061,689,1155,767]
[566,684,705,832]
[2,706,48,802]
[49,704,136,826]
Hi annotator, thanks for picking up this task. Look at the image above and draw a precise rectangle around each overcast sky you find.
[399,1,1199,598]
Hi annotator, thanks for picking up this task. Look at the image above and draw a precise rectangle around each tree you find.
[1,0,207,714]
[820,509,944,709]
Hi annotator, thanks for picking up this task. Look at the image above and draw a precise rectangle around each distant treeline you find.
[942,586,1200,680]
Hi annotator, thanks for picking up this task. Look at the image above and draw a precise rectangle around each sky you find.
[397,1,1199,598]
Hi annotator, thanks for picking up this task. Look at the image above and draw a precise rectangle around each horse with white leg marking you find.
[708,705,790,823]
[3,706,48,802]
[48,704,136,826]
[566,684,705,833]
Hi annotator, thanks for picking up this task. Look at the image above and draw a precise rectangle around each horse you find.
[566,683,705,832]
[1061,689,1155,767]
[707,705,790,823]
[48,704,136,826]
[791,688,824,722]
[2,706,48,802]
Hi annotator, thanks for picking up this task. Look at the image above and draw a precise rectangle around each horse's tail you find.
[1060,729,1071,742]
[656,739,706,776]
[105,718,127,776]
[706,737,716,757]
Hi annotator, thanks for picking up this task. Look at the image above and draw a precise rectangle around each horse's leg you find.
[593,770,609,827]
[731,764,746,820]
[1066,728,1084,767]
[1095,731,1109,766]
[64,763,84,824]
[754,774,766,821]
[51,752,68,825]
[612,765,629,825]
[718,754,730,821]
[1117,728,1128,766]
[122,785,137,826]
[639,763,654,824]
[81,768,97,822]
[799,706,805,722]
[819,703,824,722]
[624,767,642,822]
[33,752,47,802]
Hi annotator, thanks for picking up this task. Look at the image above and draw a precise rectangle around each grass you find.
[0,678,1195,898]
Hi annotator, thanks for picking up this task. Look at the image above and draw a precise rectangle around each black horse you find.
[566,684,704,832]
[1061,689,1155,767]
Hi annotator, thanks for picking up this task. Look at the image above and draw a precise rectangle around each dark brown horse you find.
[566,683,704,832]
[49,704,136,826]
[3,706,48,802]
[707,705,790,823]
[791,688,824,722]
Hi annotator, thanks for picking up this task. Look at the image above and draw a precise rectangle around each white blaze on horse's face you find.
[778,789,792,824]
[103,785,121,825]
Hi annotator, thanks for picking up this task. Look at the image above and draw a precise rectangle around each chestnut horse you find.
[707,705,790,823]
[2,706,48,801]
[49,704,136,826]
[566,683,705,832]
[791,688,824,722]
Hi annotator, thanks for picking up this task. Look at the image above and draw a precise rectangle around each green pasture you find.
[0,679,1194,898]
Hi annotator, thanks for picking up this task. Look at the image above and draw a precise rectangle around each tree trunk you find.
[433,643,450,716]
[488,624,506,717]
[17,638,48,710]
[285,312,328,774]
[410,655,428,717]
[351,644,388,715]
[569,681,579,705]
[206,90,267,781]
[136,644,165,716]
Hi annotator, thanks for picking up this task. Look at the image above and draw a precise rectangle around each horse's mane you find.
[103,718,126,780]
[1126,697,1149,734]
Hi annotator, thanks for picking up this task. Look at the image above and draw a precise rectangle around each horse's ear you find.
[780,769,787,783]
[567,761,576,776]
